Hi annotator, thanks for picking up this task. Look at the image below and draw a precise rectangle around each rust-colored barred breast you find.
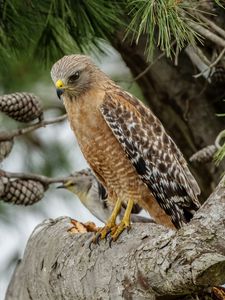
[64,88,175,229]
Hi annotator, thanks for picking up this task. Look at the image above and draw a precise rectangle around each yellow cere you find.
[56,79,64,89]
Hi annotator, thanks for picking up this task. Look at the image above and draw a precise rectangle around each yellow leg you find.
[93,198,122,242]
[111,199,134,241]
[106,198,122,228]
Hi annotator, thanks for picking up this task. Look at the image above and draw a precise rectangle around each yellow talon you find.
[92,198,134,244]
[111,199,134,241]
[92,198,122,242]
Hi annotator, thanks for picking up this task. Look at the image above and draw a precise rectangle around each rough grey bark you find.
[6,177,225,300]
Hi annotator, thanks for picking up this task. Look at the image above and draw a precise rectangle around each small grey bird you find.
[57,169,153,224]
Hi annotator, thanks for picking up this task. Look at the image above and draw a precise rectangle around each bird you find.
[57,168,154,224]
[51,54,201,242]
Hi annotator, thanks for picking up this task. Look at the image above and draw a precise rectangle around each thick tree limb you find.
[5,177,225,300]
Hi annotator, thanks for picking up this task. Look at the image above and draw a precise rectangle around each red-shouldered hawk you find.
[51,55,200,242]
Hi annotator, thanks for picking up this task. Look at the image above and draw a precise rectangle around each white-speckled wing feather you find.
[100,89,200,228]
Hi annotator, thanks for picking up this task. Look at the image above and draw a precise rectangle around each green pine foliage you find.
[126,0,202,58]
[214,145,225,165]
[0,0,122,65]
[214,128,225,165]
[0,0,224,65]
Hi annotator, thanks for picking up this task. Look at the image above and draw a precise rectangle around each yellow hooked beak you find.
[55,79,65,99]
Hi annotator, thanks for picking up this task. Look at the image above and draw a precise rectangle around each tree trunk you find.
[6,177,225,300]
[112,33,225,200]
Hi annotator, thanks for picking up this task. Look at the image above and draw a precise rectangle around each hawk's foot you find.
[93,221,117,244]
[91,198,122,244]
[110,198,134,244]
[110,219,131,242]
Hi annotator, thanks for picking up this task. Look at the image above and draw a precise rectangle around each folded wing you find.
[100,90,200,228]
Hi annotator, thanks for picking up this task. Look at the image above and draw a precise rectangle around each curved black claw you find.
[105,228,112,242]
[127,225,131,233]
[109,237,113,248]
[88,239,94,251]
[95,232,102,245]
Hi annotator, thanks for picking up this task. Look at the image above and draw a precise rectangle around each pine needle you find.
[126,0,209,59]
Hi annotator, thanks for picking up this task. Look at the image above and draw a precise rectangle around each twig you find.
[193,47,225,79]
[134,41,177,81]
[185,45,210,79]
[117,41,177,86]
[0,114,67,142]
[174,43,179,66]
[197,13,225,40]
[0,169,70,185]
[194,45,211,66]
[189,21,225,48]
[207,47,225,68]
[132,51,167,81]
[215,129,225,149]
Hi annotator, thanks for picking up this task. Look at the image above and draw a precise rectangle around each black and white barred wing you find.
[100,90,200,228]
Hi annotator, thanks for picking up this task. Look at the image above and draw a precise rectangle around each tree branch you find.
[0,169,69,185]
[196,13,225,40]
[193,48,225,79]
[5,176,225,300]
[184,45,210,79]
[189,21,225,48]
[0,114,67,142]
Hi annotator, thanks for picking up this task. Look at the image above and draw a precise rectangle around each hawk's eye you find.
[68,71,80,83]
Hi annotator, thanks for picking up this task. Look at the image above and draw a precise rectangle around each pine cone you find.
[210,66,225,87]
[0,92,43,123]
[0,178,46,205]
[190,145,217,163]
[0,176,8,197]
[0,139,14,162]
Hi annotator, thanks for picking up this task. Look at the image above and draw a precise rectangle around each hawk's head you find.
[51,54,98,100]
